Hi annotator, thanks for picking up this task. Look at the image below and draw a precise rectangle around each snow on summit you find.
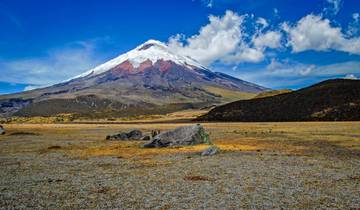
[72,40,206,79]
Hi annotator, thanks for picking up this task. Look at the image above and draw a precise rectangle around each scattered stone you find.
[106,133,127,140]
[151,129,161,138]
[143,124,210,148]
[0,125,5,135]
[96,187,110,194]
[127,130,142,140]
[184,175,214,181]
[201,145,220,156]
[47,178,63,183]
[106,129,143,140]
[141,135,151,141]
[106,133,124,140]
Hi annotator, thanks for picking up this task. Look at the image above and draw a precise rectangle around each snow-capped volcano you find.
[0,40,269,118]
[73,40,207,79]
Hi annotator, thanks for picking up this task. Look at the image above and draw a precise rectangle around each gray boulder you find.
[106,129,143,140]
[141,135,151,141]
[140,130,161,141]
[106,132,127,140]
[0,125,4,135]
[143,124,210,148]
[127,130,142,140]
[151,129,161,138]
[201,146,220,156]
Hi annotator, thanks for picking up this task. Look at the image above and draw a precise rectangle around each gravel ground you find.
[0,123,359,209]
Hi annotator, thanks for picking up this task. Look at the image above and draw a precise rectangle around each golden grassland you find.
[204,86,256,101]
[4,109,209,124]
[253,89,293,99]
[1,121,360,209]
[1,121,359,159]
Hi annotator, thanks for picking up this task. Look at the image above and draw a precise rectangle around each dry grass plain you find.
[0,121,359,209]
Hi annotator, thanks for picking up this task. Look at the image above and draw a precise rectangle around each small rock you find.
[0,125,5,135]
[106,132,128,140]
[143,124,211,148]
[127,130,142,140]
[201,146,220,156]
[151,129,161,138]
[141,135,151,141]
[106,129,143,140]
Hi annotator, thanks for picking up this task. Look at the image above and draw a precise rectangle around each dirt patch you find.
[9,132,41,136]
[184,175,215,181]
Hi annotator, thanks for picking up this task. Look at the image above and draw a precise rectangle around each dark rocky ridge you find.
[197,79,360,122]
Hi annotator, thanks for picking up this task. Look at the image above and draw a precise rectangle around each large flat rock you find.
[143,124,210,148]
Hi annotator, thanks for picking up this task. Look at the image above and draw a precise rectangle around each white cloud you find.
[207,0,213,8]
[354,13,360,21]
[344,74,358,80]
[314,61,360,77]
[168,11,244,65]
[253,31,282,49]
[168,10,359,66]
[273,8,279,19]
[0,41,103,86]
[200,0,213,8]
[256,17,269,29]
[253,17,282,50]
[265,59,316,77]
[266,58,283,70]
[23,85,47,91]
[324,0,343,15]
[235,60,360,88]
[220,47,265,64]
[266,60,360,78]
[299,65,315,76]
[283,14,360,54]
[347,13,360,36]
[168,11,282,66]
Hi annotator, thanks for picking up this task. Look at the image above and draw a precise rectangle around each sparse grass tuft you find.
[184,175,214,181]
[9,131,40,136]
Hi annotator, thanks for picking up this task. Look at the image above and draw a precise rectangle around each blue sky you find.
[0,0,359,94]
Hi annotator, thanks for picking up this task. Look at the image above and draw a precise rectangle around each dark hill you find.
[197,79,360,122]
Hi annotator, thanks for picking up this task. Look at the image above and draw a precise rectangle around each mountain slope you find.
[0,40,268,118]
[253,89,292,99]
[197,79,360,122]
